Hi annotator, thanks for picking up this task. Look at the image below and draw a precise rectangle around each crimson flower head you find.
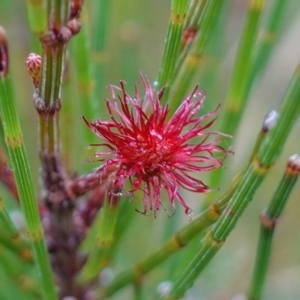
[84,75,230,215]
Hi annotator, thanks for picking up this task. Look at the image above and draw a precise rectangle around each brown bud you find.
[0,26,9,77]
[287,154,300,175]
[262,110,278,132]
[67,19,81,36]
[57,26,73,43]
[25,53,42,88]
[70,0,84,19]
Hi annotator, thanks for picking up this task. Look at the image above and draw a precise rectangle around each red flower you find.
[83,75,230,215]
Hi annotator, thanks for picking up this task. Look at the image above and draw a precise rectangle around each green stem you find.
[0,26,57,300]
[69,6,96,169]
[77,185,120,283]
[0,197,19,237]
[170,0,225,111]
[0,198,33,263]
[178,0,207,65]
[48,0,69,32]
[205,109,278,207]
[0,246,39,299]
[108,194,136,259]
[171,108,277,279]
[71,6,94,120]
[156,0,188,101]
[248,154,300,300]
[38,0,69,152]
[245,0,288,99]
[0,229,32,264]
[194,1,229,116]
[134,282,145,300]
[25,0,47,36]
[0,150,19,199]
[92,0,111,109]
[220,0,265,135]
[183,0,207,41]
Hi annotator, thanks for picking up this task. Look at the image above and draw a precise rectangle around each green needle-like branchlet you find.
[170,109,278,279]
[0,26,57,300]
[92,0,111,107]
[0,246,38,299]
[70,7,96,163]
[245,0,288,100]
[78,188,121,283]
[183,0,203,30]
[204,110,277,209]
[248,154,300,300]
[182,0,206,48]
[99,181,240,298]
[167,60,300,299]
[25,0,47,36]
[220,0,265,135]
[134,282,145,300]
[156,0,188,100]
[71,7,94,120]
[0,230,32,264]
[171,0,225,111]
[108,195,137,259]
[177,0,207,72]
[206,0,266,206]
[0,198,20,238]
[169,164,266,299]
[0,198,33,263]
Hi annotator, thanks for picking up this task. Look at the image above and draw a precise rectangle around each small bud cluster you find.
[25,53,42,88]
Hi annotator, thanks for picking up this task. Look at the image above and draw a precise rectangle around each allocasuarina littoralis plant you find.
[0,1,299,300]
[83,75,230,216]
